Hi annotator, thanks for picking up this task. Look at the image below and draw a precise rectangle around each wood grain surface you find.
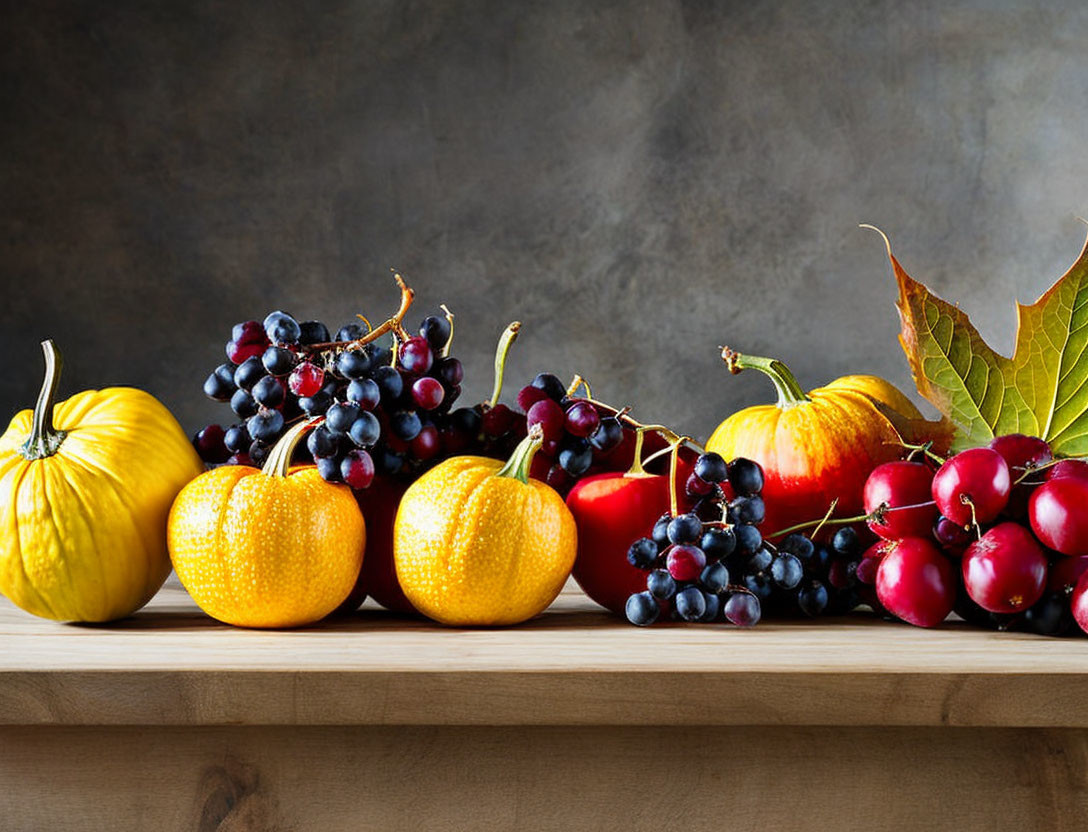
[3,584,1088,727]
[3,725,1087,832]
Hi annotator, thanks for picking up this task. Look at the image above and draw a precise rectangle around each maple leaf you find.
[864,225,1088,455]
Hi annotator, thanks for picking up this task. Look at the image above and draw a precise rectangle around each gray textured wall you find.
[3,0,1088,440]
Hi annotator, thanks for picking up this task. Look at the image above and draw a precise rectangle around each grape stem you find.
[302,273,416,354]
[720,347,810,408]
[263,416,324,478]
[486,321,522,409]
[566,374,592,400]
[769,498,938,539]
[624,426,652,478]
[20,339,68,460]
[439,304,455,359]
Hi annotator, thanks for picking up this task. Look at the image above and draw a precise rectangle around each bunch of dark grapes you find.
[193,300,466,489]
[624,452,863,628]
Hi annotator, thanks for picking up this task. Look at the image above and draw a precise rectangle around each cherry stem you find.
[770,499,938,539]
[263,416,324,478]
[1012,455,1088,485]
[302,274,415,354]
[496,424,544,485]
[21,339,67,461]
[893,439,947,465]
[625,426,651,478]
[486,321,521,409]
[439,304,455,359]
[809,499,840,540]
[667,436,687,517]
[960,494,982,538]
[720,347,810,408]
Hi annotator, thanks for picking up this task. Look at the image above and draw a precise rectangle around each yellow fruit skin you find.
[0,387,204,622]
[394,455,577,627]
[167,465,365,628]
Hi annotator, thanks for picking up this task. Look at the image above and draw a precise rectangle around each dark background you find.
[3,0,1088,440]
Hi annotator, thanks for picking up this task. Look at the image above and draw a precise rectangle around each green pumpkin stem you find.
[486,321,521,409]
[721,347,810,407]
[263,416,323,478]
[495,425,544,485]
[21,339,67,460]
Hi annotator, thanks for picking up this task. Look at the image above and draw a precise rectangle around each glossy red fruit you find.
[666,544,706,582]
[288,361,325,397]
[962,522,1048,613]
[875,538,956,628]
[933,516,972,556]
[337,475,415,615]
[1048,556,1088,592]
[1048,459,1088,482]
[526,399,566,442]
[1029,478,1088,556]
[987,434,1053,476]
[863,461,936,540]
[566,465,691,615]
[931,447,1011,527]
[1072,572,1088,636]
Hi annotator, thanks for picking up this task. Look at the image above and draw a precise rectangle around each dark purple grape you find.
[248,440,270,467]
[435,356,464,387]
[372,365,404,402]
[252,375,286,409]
[348,411,380,448]
[203,363,237,401]
[375,447,404,475]
[299,390,333,416]
[589,416,624,453]
[335,322,366,342]
[316,456,341,482]
[233,356,266,391]
[264,311,301,345]
[694,452,728,485]
[193,424,229,464]
[728,458,764,496]
[262,346,297,377]
[307,426,340,458]
[336,349,372,380]
[298,320,330,345]
[531,373,566,402]
[223,424,250,454]
[450,407,482,436]
[724,592,761,627]
[326,402,360,436]
[564,401,600,438]
[391,411,423,442]
[247,409,284,444]
[420,315,451,350]
[230,388,259,419]
[558,440,593,477]
[346,378,381,410]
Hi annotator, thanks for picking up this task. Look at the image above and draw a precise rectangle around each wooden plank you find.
[2,725,1087,831]
[3,586,1088,727]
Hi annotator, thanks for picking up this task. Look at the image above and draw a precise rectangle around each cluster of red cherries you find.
[853,433,1088,635]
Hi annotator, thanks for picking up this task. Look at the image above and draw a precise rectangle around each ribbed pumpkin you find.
[706,350,947,538]
[394,430,577,626]
[168,419,365,628]
[0,340,203,622]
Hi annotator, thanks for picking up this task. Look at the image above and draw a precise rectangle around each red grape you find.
[962,522,1048,613]
[863,461,937,540]
[1048,459,1088,483]
[340,449,375,490]
[564,401,600,438]
[931,447,1011,526]
[410,424,441,461]
[411,376,445,411]
[1029,478,1088,556]
[875,537,956,628]
[666,544,706,581]
[399,336,434,374]
[193,424,230,464]
[226,339,266,364]
[288,361,324,397]
[232,320,266,344]
[516,384,550,412]
[481,403,516,437]
[1072,572,1088,636]
[526,399,566,442]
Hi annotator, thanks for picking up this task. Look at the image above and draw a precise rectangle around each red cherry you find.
[987,434,1053,475]
[481,404,516,437]
[1029,477,1088,556]
[863,461,937,540]
[1072,572,1088,636]
[876,537,956,628]
[1048,556,1088,592]
[962,522,1048,613]
[931,447,1011,526]
[1048,459,1088,483]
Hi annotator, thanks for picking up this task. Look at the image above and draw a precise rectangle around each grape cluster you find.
[194,302,467,489]
[623,452,858,628]
[856,433,1088,636]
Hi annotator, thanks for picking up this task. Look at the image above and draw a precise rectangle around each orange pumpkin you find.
[706,350,948,538]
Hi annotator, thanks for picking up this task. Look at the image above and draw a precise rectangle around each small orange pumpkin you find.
[706,350,949,537]
[167,419,365,628]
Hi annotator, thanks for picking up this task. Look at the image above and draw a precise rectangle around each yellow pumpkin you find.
[0,340,203,622]
[706,350,949,538]
[394,430,577,626]
[167,419,365,628]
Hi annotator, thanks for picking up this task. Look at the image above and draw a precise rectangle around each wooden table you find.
[3,583,1087,831]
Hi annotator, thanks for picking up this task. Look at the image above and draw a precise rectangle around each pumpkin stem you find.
[495,424,544,485]
[21,339,68,460]
[721,347,810,407]
[263,416,324,478]
[486,321,521,409]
